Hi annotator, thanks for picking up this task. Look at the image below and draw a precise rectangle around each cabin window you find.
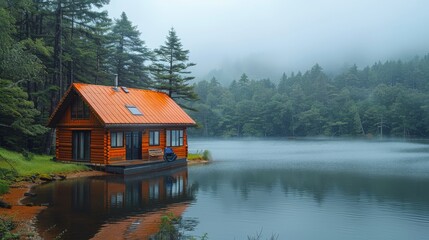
[166,129,184,147]
[110,192,124,208]
[126,105,142,115]
[165,175,184,197]
[71,97,90,119]
[149,130,160,146]
[149,182,159,200]
[111,132,124,147]
[72,131,90,161]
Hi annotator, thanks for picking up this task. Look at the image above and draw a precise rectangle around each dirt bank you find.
[0,164,207,238]
[0,170,110,239]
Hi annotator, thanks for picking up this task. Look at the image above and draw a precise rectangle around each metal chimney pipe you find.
[114,74,118,90]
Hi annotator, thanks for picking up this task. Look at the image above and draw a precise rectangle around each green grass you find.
[188,150,212,161]
[0,147,88,194]
[0,148,87,176]
[187,153,202,161]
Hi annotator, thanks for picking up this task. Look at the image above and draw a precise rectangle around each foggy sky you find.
[104,0,429,82]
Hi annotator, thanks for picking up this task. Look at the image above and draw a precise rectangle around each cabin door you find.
[125,131,142,160]
[72,131,90,161]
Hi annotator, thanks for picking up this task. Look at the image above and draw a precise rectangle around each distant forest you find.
[189,59,429,138]
[1,1,429,154]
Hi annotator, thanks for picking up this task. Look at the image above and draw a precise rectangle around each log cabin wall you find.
[55,103,189,164]
[56,95,103,128]
[55,102,107,164]
[166,128,188,159]
[56,128,72,161]
[107,130,126,163]
[56,127,106,164]
[90,128,107,164]
[57,125,189,163]
[142,128,188,160]
[179,128,188,159]
[142,128,166,160]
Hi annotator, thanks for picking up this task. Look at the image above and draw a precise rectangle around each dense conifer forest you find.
[0,0,194,152]
[189,60,429,138]
[1,0,429,154]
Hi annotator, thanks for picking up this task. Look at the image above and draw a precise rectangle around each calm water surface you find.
[26,139,429,239]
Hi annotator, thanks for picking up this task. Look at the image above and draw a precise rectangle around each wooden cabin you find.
[47,83,196,167]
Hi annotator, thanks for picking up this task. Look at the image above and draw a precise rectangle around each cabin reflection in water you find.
[24,168,195,240]
[105,173,186,210]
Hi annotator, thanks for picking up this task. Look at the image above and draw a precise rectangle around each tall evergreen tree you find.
[11,0,111,113]
[0,80,47,150]
[0,6,47,150]
[109,12,151,88]
[92,20,113,84]
[28,0,111,152]
[151,28,198,108]
[52,0,110,92]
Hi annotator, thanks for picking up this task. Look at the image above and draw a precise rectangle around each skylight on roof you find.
[121,86,129,93]
[126,105,142,115]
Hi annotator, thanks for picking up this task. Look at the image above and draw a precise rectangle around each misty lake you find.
[24,139,429,239]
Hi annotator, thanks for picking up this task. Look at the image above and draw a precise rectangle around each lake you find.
[24,139,429,239]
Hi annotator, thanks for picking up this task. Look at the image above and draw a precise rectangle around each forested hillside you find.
[189,59,429,138]
[0,0,195,152]
[1,1,429,154]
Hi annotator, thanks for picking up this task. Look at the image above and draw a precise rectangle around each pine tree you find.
[109,12,151,88]
[0,80,47,150]
[55,0,110,91]
[151,28,198,108]
[17,0,111,113]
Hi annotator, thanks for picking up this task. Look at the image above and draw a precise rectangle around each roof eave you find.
[46,83,106,128]
[46,84,76,128]
[104,123,197,129]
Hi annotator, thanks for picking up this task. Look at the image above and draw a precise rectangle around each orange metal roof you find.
[48,83,196,127]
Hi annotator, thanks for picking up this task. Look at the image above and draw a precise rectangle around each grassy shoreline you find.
[0,148,211,238]
[0,148,88,195]
[0,147,92,239]
[188,150,212,161]
[0,147,212,193]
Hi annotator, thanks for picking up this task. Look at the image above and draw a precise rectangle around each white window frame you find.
[149,130,160,146]
[111,131,124,147]
[166,129,184,147]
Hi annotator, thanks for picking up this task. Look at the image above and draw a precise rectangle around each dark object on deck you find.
[164,147,177,162]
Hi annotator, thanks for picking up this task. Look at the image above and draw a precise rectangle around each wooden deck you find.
[108,159,164,166]
[105,158,187,175]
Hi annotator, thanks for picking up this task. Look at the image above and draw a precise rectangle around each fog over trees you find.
[189,59,429,138]
[1,0,429,154]
[104,0,429,81]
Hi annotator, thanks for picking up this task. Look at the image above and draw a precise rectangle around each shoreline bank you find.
[0,170,111,239]
[0,160,210,238]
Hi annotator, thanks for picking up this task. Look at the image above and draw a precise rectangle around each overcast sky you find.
[104,0,429,81]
